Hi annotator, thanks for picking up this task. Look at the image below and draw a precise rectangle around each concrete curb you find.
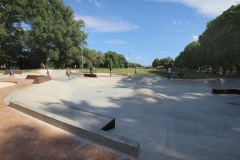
[9,101,140,158]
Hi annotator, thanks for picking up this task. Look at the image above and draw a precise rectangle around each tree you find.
[25,0,86,68]
[104,51,127,68]
[152,58,159,68]
[199,4,240,74]
[0,0,27,68]
[175,4,240,74]
[175,41,200,70]
[0,0,87,69]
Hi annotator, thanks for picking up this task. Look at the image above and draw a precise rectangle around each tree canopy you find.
[175,4,240,74]
[152,57,174,69]
[0,0,140,69]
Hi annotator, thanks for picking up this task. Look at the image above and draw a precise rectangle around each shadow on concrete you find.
[52,76,240,160]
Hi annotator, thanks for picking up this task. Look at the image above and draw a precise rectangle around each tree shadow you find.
[48,75,240,160]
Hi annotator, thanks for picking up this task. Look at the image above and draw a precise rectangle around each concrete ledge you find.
[26,75,52,84]
[212,88,240,94]
[9,101,140,157]
[84,73,97,78]
[33,76,52,84]
[4,70,22,75]
[26,75,44,79]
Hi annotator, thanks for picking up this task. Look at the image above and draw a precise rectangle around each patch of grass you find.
[93,68,163,75]
[21,69,36,73]
[76,68,164,76]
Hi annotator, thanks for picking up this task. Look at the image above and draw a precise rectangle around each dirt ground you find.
[0,78,135,160]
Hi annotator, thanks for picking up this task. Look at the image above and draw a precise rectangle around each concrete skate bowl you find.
[209,78,240,94]
[0,81,16,88]
[7,80,140,157]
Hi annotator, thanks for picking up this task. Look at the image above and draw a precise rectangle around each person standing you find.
[10,68,14,77]
[167,67,172,79]
[109,66,112,77]
[90,66,94,74]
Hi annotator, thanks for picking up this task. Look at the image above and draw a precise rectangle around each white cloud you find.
[147,0,238,17]
[172,20,191,25]
[105,40,126,46]
[192,35,199,41]
[88,0,101,7]
[135,56,146,60]
[75,0,101,7]
[75,15,139,32]
[159,50,168,54]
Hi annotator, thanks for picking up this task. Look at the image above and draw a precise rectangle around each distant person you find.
[167,67,172,79]
[163,68,167,77]
[109,66,112,77]
[135,67,137,74]
[41,63,45,69]
[90,66,94,74]
[66,68,73,80]
[9,68,14,77]
[46,69,51,77]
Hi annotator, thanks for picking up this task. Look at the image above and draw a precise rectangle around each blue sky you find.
[63,0,239,66]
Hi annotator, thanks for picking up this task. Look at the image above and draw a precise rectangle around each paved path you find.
[0,78,135,160]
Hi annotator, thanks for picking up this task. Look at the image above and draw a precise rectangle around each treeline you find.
[81,49,141,68]
[175,4,240,74]
[0,0,141,69]
[152,57,174,69]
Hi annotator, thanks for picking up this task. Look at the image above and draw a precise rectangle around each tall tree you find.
[0,0,27,68]
[175,4,240,74]
[199,4,240,73]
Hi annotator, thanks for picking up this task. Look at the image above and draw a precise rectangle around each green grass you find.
[78,68,164,76]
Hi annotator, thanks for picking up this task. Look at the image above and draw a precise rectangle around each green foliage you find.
[175,41,200,69]
[0,0,86,69]
[0,0,27,68]
[0,0,141,69]
[152,57,174,68]
[104,51,127,68]
[175,4,240,75]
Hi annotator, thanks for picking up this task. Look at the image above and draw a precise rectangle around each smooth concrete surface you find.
[4,70,240,160]
[0,82,16,88]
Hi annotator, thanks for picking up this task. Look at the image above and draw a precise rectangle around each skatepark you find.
[1,70,240,160]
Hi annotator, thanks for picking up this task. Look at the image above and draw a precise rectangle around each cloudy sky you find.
[63,0,239,66]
